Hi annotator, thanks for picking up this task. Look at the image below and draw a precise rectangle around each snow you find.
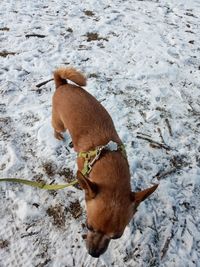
[1,0,200,266]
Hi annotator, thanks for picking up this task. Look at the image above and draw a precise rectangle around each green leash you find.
[0,178,78,190]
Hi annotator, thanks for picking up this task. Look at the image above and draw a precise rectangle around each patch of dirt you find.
[42,161,57,177]
[0,117,12,124]
[78,44,92,51]
[36,259,51,267]
[67,27,73,33]
[97,42,105,48]
[67,200,83,219]
[22,113,40,127]
[0,163,6,171]
[33,173,44,182]
[88,73,99,78]
[0,104,6,114]
[0,117,12,140]
[0,51,17,57]
[170,154,189,168]
[58,168,81,190]
[83,10,95,17]
[189,40,194,44]
[0,27,9,31]
[46,204,65,227]
[58,167,74,181]
[0,240,9,249]
[84,32,108,42]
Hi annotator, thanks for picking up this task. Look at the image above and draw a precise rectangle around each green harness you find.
[0,141,126,190]
[78,141,127,176]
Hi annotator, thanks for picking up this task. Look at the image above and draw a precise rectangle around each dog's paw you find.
[54,131,64,141]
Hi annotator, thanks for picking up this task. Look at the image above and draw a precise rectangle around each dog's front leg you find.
[54,130,64,140]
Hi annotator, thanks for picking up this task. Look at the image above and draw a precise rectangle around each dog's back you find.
[52,67,121,151]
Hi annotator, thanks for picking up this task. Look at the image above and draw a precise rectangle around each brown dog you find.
[52,67,158,257]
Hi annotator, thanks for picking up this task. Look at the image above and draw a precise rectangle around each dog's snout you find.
[88,245,109,258]
[88,248,103,258]
[86,231,110,257]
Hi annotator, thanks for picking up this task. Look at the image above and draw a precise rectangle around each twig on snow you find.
[188,103,200,116]
[25,34,46,38]
[21,231,40,238]
[154,154,186,180]
[36,78,53,88]
[0,51,17,57]
[157,127,165,144]
[136,132,151,138]
[153,167,177,180]
[161,230,174,260]
[136,134,171,151]
[165,118,173,137]
[181,219,187,237]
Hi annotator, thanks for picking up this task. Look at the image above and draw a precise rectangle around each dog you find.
[52,67,158,257]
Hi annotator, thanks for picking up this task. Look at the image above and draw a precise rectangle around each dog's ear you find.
[131,184,158,204]
[77,171,98,200]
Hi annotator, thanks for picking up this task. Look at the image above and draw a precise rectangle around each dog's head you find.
[77,171,158,257]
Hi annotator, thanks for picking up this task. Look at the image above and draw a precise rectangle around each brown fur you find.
[54,67,86,89]
[52,67,158,257]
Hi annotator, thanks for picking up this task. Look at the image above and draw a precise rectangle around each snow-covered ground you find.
[0,0,200,266]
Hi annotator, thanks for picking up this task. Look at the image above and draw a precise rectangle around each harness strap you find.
[78,141,127,176]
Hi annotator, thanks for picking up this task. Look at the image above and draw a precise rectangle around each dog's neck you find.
[78,141,127,177]
[89,151,131,189]
[77,145,131,195]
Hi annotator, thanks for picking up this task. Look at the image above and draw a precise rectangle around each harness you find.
[78,141,127,176]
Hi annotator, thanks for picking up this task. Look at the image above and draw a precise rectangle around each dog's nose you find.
[88,249,101,258]
[88,247,106,258]
[86,232,110,257]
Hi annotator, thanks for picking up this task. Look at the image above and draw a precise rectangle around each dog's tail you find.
[54,67,87,89]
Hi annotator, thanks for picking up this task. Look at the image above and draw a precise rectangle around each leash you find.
[0,141,126,190]
[0,178,78,190]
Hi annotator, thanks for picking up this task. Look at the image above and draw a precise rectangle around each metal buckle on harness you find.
[79,141,127,176]
[87,147,104,173]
